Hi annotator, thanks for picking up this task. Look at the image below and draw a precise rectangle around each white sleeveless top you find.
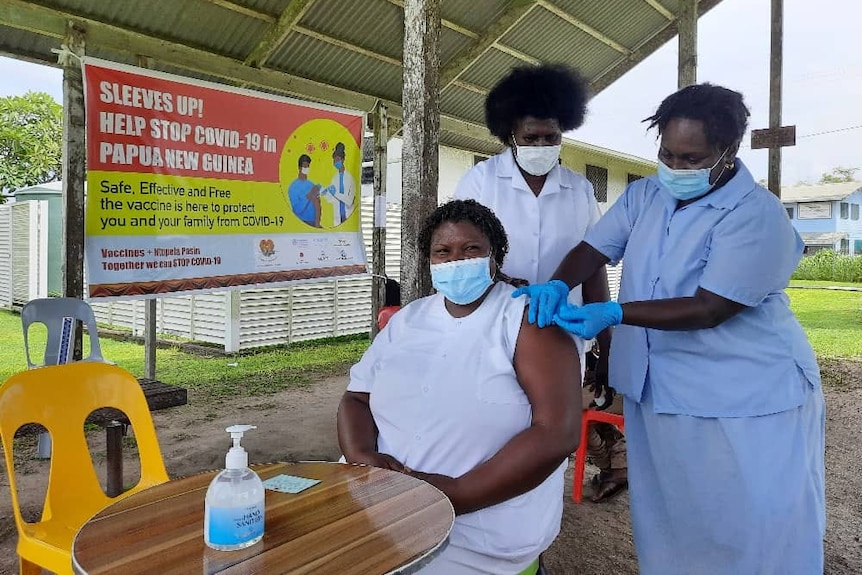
[348,282,565,573]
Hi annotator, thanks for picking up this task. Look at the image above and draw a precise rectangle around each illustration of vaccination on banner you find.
[82,58,367,298]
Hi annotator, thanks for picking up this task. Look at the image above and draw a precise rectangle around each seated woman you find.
[337,200,581,575]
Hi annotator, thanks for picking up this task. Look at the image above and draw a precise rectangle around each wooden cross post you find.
[750,0,794,199]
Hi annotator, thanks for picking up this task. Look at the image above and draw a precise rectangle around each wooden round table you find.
[72,462,454,574]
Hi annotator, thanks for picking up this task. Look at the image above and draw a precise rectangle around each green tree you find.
[818,166,858,184]
[0,91,62,201]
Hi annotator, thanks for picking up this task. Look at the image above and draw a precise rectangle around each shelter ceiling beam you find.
[642,0,675,20]
[439,0,537,90]
[293,25,402,67]
[385,0,535,65]
[244,0,317,68]
[493,43,539,65]
[452,79,487,95]
[0,0,492,143]
[536,0,629,54]
[382,0,478,39]
[200,0,276,23]
[589,0,723,95]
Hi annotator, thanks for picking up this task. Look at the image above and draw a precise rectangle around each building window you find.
[785,206,794,219]
[361,166,374,185]
[586,164,608,202]
[627,173,641,185]
[852,204,860,220]
[797,202,832,219]
[840,202,849,219]
[839,239,850,255]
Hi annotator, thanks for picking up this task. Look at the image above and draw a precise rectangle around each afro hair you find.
[485,64,589,144]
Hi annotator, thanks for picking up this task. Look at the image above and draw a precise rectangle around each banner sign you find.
[83,58,367,298]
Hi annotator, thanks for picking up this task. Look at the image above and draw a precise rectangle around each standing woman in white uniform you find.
[454,64,627,501]
[338,200,581,575]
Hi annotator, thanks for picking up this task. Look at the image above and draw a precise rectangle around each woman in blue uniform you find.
[516,83,825,575]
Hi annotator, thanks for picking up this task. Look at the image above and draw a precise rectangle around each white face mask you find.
[512,142,561,176]
[300,166,310,175]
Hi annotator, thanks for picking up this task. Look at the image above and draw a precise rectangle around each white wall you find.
[361,138,476,204]
[361,138,655,208]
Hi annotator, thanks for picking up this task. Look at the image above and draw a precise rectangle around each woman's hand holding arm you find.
[410,312,581,515]
[337,391,404,472]
[514,242,611,326]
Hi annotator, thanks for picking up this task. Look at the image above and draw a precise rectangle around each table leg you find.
[106,421,124,497]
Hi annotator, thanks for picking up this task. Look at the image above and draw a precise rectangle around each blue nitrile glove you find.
[553,301,623,339]
[511,279,570,328]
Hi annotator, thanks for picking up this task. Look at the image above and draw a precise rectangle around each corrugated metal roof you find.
[441,0,513,32]
[458,48,530,90]
[781,181,862,203]
[501,7,621,77]
[240,0,283,15]
[1,0,725,155]
[440,84,488,126]
[302,0,404,61]
[554,0,669,47]
[271,32,404,101]
[46,0,269,60]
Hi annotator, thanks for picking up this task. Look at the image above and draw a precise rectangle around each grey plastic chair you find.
[21,297,104,369]
[21,297,107,458]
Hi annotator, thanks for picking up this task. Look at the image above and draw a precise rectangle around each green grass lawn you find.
[789,280,862,289]
[0,309,370,399]
[1,284,859,397]
[787,286,862,359]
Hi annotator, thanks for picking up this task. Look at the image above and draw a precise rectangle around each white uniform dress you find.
[347,282,566,575]
[454,150,601,360]
[324,169,356,227]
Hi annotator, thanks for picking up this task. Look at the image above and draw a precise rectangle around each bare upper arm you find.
[513,310,581,431]
[694,287,747,327]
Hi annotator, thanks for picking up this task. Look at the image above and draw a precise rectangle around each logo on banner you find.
[256,238,278,267]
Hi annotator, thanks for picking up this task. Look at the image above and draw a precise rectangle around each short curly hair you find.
[643,83,750,150]
[485,64,589,144]
[418,199,508,268]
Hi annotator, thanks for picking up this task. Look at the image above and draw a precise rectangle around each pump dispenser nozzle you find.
[224,425,256,469]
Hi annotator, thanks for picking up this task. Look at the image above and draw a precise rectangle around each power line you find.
[797,124,862,139]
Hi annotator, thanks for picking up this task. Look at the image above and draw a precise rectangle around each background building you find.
[782,181,862,255]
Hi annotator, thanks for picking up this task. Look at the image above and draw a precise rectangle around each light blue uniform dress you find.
[584,160,825,575]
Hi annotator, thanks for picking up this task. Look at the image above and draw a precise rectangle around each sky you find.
[573,0,862,185]
[1,0,859,186]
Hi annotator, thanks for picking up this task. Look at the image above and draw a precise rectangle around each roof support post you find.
[768,0,784,198]
[677,0,697,88]
[136,54,158,377]
[400,0,440,304]
[370,102,389,338]
[61,21,86,360]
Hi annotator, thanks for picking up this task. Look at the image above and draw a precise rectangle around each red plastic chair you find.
[572,409,625,503]
[377,305,400,330]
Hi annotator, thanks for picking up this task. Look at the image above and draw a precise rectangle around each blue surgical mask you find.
[430,256,493,305]
[657,148,729,201]
[334,160,344,170]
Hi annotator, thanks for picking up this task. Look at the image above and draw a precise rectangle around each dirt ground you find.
[1,360,860,575]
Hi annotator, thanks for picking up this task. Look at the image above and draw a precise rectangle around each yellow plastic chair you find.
[0,362,169,575]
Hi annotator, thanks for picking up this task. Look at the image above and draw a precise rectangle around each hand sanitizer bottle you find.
[204,425,265,551]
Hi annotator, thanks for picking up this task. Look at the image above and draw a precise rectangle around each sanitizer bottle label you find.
[207,504,264,546]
